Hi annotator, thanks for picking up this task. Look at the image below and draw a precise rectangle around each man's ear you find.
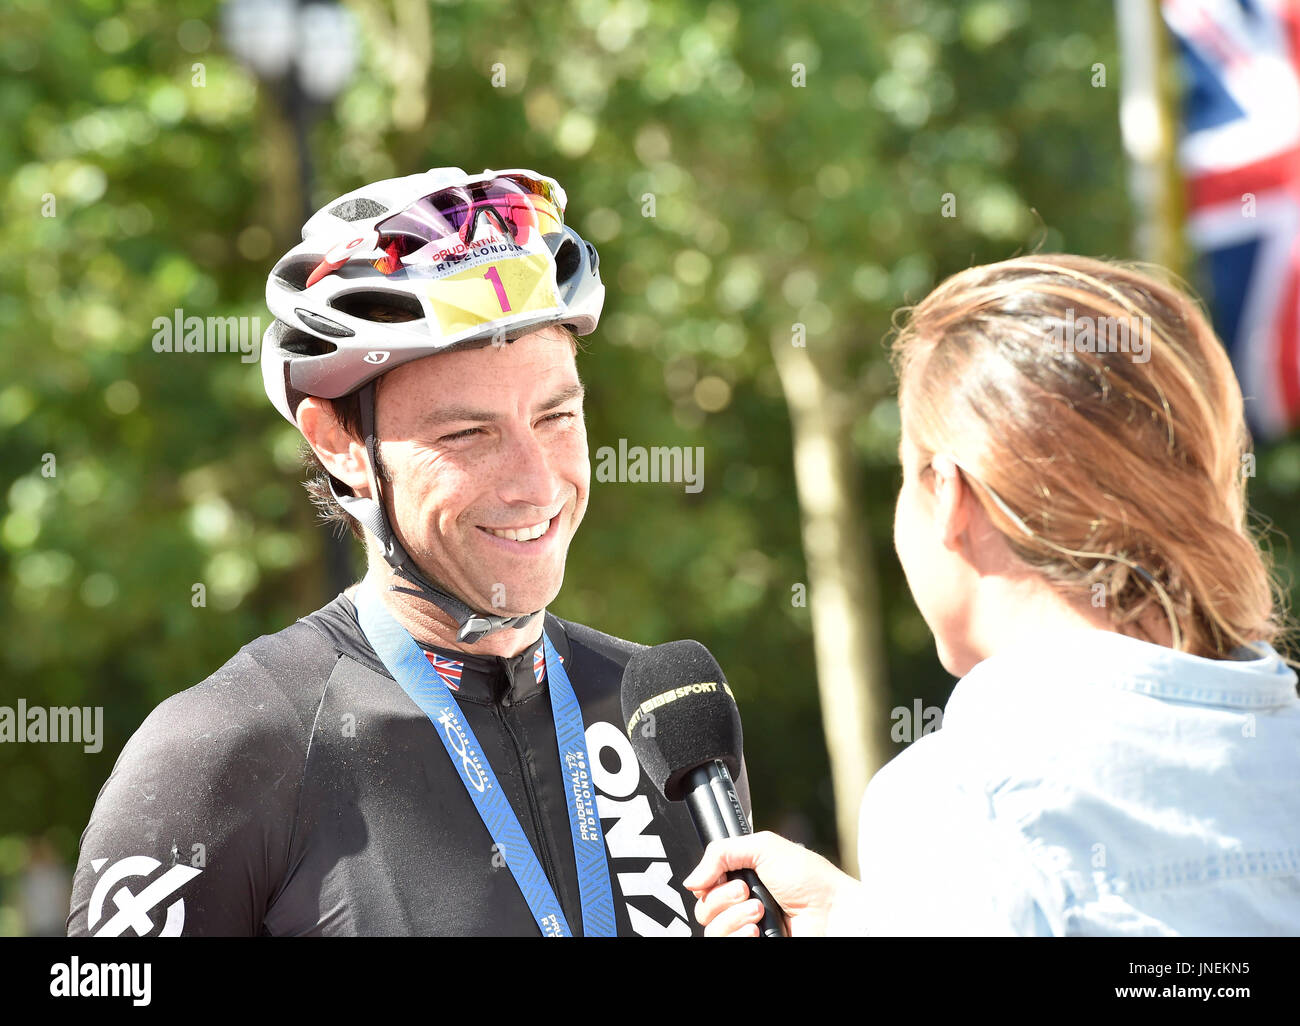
[930,454,970,552]
[297,397,372,499]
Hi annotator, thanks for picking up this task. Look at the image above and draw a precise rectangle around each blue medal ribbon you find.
[543,631,617,937]
[354,582,616,937]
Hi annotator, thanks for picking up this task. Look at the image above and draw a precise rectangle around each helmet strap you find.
[326,382,541,645]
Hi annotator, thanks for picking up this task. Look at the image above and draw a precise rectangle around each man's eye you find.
[440,413,573,442]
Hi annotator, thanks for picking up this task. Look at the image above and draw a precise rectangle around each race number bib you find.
[421,251,562,338]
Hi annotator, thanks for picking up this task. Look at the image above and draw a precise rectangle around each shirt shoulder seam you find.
[269,648,347,927]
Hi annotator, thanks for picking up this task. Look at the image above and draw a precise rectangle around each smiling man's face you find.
[373,325,588,618]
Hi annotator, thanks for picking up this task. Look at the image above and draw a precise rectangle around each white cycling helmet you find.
[261,167,605,642]
[261,166,604,425]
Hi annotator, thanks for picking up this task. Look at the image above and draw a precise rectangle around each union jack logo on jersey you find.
[1162,0,1300,438]
[533,645,564,685]
[426,651,463,692]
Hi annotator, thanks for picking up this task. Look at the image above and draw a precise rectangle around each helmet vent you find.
[273,322,338,357]
[328,197,389,221]
[273,256,318,291]
[553,235,581,282]
[330,291,424,322]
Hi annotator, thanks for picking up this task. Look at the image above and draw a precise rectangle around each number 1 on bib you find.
[483,266,511,312]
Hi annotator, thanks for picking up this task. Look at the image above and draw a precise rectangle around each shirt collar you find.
[413,615,569,706]
[947,627,1299,721]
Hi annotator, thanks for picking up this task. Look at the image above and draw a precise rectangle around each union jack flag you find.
[426,651,463,692]
[1162,0,1300,438]
[533,645,563,685]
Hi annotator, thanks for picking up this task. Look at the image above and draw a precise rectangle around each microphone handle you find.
[683,761,788,938]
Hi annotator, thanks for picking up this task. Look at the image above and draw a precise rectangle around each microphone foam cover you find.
[620,639,743,801]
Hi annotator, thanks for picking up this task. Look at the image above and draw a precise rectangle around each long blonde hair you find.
[890,254,1291,660]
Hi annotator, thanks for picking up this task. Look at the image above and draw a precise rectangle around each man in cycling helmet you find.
[68,167,750,937]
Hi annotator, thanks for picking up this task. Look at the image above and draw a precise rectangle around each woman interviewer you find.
[685,255,1300,936]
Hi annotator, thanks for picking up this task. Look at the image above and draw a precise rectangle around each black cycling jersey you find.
[67,591,750,936]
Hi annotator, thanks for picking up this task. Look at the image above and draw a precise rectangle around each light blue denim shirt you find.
[830,629,1300,936]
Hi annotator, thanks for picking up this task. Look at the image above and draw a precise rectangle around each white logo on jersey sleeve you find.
[87,856,202,937]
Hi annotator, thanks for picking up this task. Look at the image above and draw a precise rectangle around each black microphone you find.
[621,640,787,938]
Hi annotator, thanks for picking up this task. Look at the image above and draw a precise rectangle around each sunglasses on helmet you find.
[306,174,565,288]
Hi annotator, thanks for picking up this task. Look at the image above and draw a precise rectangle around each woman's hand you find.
[683,830,860,937]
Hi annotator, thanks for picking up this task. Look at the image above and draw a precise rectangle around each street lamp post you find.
[223,0,361,598]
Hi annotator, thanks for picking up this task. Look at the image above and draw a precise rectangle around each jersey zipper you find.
[494,702,567,928]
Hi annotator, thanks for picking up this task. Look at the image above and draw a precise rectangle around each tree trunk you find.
[771,335,890,876]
